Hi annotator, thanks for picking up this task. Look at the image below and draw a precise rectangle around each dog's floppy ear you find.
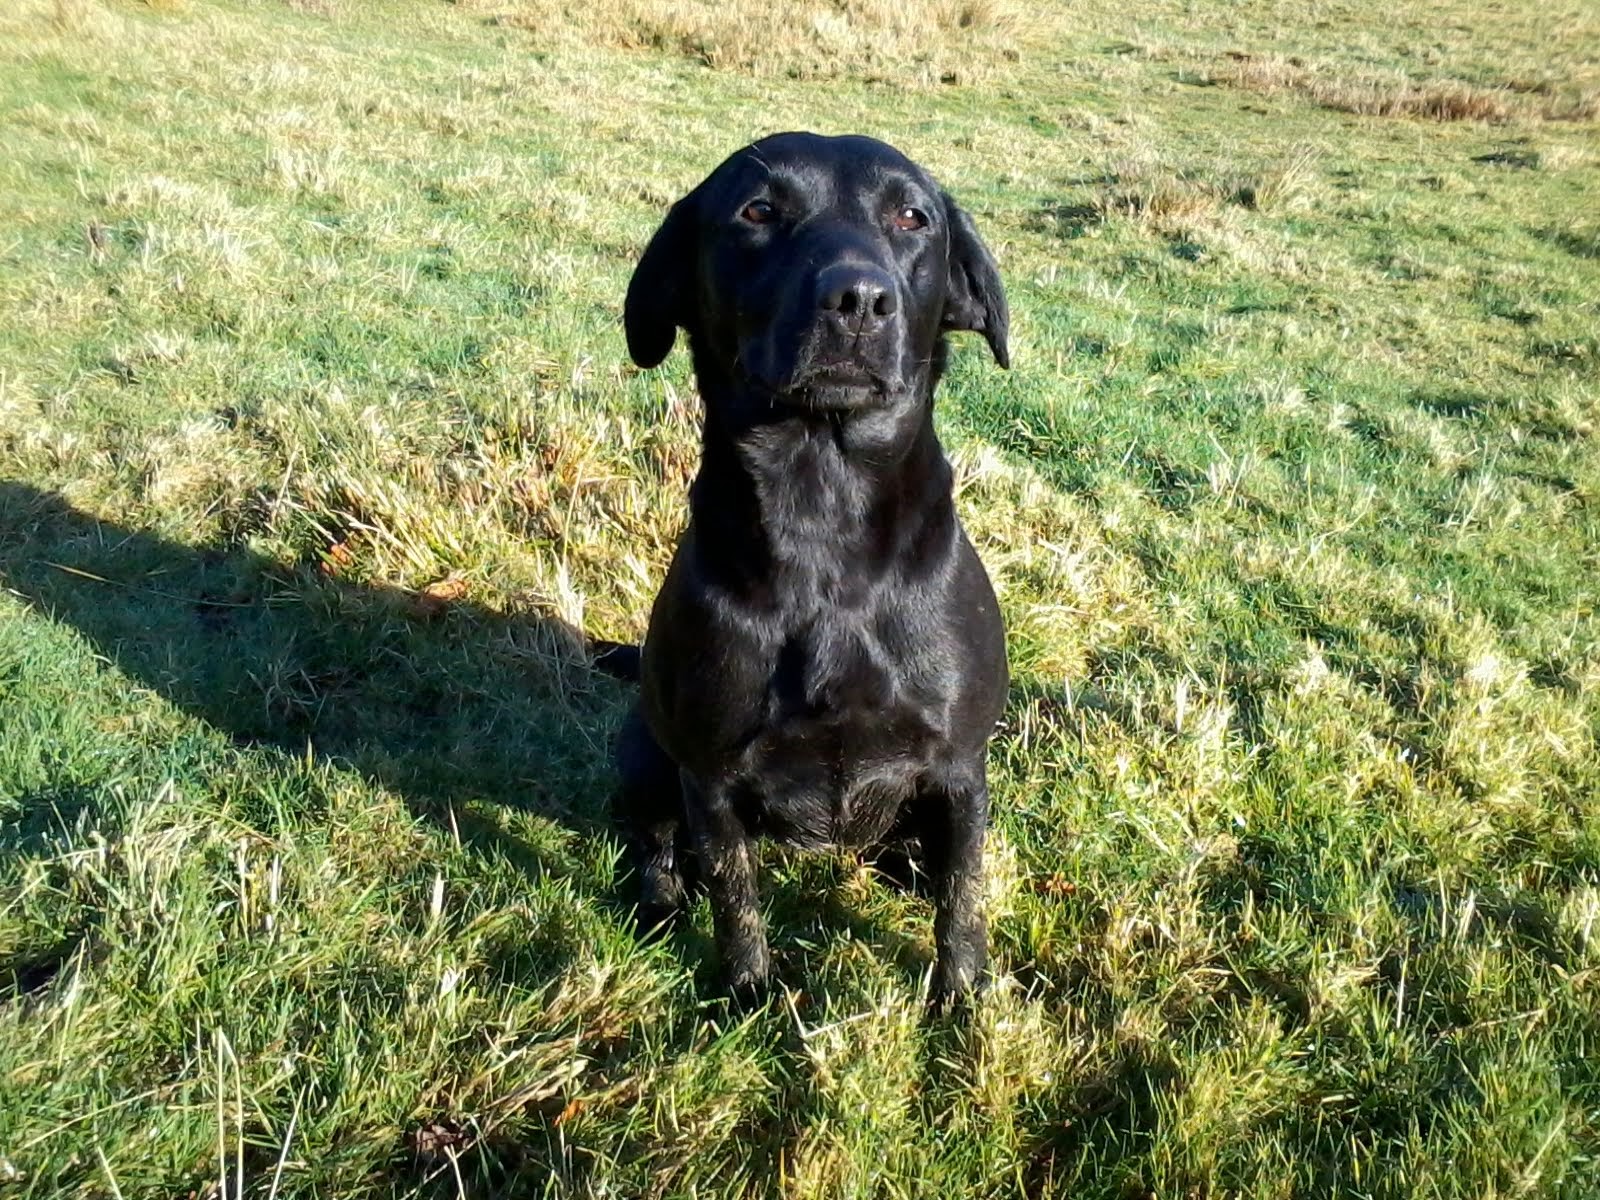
[624,194,699,369]
[941,192,1010,369]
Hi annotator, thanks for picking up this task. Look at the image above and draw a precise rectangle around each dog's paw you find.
[928,958,987,1016]
[721,951,772,1013]
[631,900,682,942]
[725,973,771,1015]
[628,859,689,942]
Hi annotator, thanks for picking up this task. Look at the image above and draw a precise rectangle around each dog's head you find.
[625,133,1008,414]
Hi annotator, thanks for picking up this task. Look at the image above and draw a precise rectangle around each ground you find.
[1,0,1598,1196]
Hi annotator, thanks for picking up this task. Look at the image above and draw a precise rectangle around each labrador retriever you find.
[610,131,1009,1007]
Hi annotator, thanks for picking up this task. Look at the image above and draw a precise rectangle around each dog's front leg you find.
[681,770,770,1004]
[921,769,990,1007]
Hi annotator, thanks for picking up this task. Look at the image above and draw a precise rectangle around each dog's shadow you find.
[0,481,626,870]
[0,482,956,1000]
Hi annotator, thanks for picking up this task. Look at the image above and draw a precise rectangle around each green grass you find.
[2,0,1598,1195]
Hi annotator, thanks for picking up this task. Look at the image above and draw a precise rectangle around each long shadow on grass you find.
[0,480,624,857]
[0,483,963,1007]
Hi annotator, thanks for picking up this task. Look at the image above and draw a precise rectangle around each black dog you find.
[611,132,1010,1007]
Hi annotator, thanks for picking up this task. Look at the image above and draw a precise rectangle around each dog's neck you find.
[684,375,956,604]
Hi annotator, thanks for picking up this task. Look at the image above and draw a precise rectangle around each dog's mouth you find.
[732,324,908,411]
[791,365,895,412]
[740,358,898,411]
[798,360,877,387]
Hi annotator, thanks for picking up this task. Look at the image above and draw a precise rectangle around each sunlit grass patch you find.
[2,0,1599,1195]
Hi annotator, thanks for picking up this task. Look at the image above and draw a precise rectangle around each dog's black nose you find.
[816,265,897,333]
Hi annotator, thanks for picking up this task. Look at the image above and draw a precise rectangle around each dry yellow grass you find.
[1209,48,1600,125]
[1077,144,1319,250]
[1203,52,1570,124]
[480,0,1026,84]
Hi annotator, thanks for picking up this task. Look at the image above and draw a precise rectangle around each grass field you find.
[2,0,1599,1194]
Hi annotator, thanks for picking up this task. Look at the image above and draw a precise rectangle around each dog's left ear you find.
[941,193,1010,369]
[624,195,699,369]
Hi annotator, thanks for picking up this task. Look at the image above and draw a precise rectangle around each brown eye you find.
[892,206,929,231]
[741,199,776,224]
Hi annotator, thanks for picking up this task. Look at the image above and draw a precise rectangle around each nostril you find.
[817,269,895,324]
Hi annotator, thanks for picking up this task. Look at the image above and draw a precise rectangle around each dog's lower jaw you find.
[721,350,915,418]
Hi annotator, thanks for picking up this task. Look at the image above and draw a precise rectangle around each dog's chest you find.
[736,618,941,848]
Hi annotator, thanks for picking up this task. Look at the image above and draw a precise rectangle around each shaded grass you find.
[2,0,1599,1196]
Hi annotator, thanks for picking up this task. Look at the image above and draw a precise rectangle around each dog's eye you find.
[892,206,929,231]
[741,199,776,225]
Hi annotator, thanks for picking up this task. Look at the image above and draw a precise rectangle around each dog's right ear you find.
[624,195,699,369]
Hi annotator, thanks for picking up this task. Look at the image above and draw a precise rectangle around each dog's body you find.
[613,132,1009,1005]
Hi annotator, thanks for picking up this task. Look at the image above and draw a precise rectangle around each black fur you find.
[612,132,1009,1007]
